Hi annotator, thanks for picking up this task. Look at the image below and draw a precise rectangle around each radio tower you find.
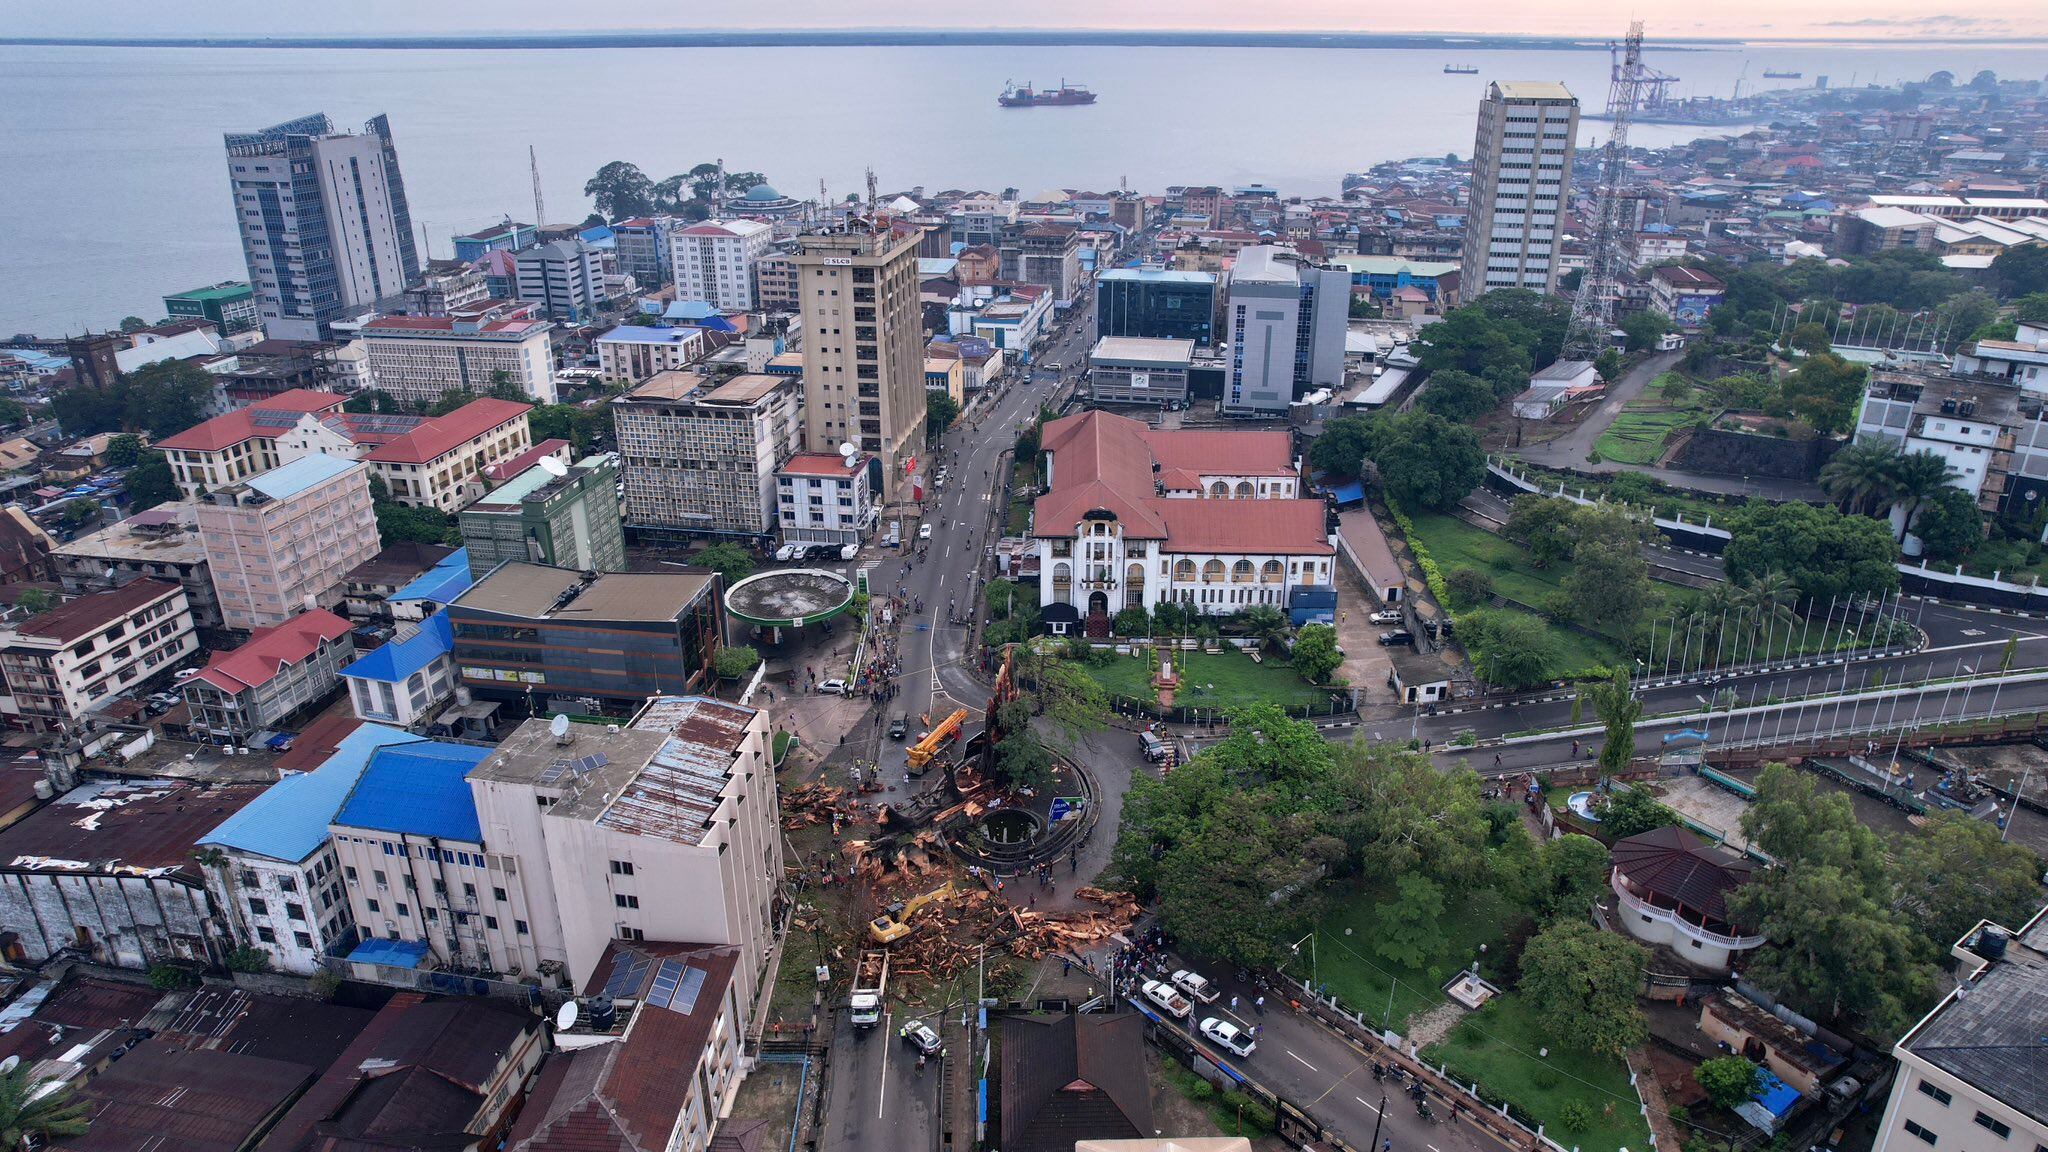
[1564,21,1649,360]
[529,145,546,226]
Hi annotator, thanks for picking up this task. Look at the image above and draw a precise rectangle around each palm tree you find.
[1738,570,1799,623]
[0,1067,91,1148]
[1818,440,1902,515]
[1890,450,1962,542]
[1240,604,1289,654]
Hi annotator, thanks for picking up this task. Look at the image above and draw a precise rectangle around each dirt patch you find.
[1405,1000,1468,1050]
[725,1058,805,1152]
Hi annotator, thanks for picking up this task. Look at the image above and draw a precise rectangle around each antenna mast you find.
[1564,21,1647,361]
[529,145,546,226]
[866,168,880,235]
[713,157,726,219]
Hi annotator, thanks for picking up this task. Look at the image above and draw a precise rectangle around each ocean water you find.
[3,40,2046,334]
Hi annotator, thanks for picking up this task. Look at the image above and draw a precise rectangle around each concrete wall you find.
[0,871,221,968]
[1672,427,1830,481]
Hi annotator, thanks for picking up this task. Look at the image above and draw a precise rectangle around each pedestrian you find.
[1229,995,1239,1011]
[1570,739,1578,756]
[1493,752,1502,768]
[1255,995,1265,1013]
[1062,957,1071,976]
[1029,893,1037,908]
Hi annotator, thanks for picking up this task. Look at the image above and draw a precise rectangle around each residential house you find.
[181,609,355,742]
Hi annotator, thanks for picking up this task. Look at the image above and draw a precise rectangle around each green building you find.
[459,454,626,580]
[162,281,258,335]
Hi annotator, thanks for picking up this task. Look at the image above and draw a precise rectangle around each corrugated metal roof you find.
[341,613,453,684]
[332,741,491,842]
[201,724,425,863]
[388,547,474,606]
[246,453,360,501]
[609,697,755,846]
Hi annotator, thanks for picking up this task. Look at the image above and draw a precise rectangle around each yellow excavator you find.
[869,881,957,944]
[906,708,969,772]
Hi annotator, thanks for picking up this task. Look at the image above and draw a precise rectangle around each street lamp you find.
[1288,931,1319,996]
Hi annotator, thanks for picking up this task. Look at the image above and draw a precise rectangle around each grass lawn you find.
[1310,884,1525,1033]
[1086,648,1332,710]
[1424,992,1651,1152]
[1592,384,1715,466]
[772,730,794,765]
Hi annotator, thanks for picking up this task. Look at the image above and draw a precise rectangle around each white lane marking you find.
[1288,1050,1317,1072]
[1357,1097,1380,1113]
[1429,1145,1441,1151]
[878,1011,891,1117]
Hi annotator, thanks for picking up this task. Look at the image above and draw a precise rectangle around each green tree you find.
[1516,920,1649,1058]
[1818,439,1904,514]
[1619,309,1673,353]
[344,389,402,415]
[2012,292,2048,325]
[1112,606,1149,636]
[57,499,98,529]
[124,451,177,512]
[925,391,961,437]
[1416,369,1497,423]
[528,403,608,455]
[0,397,28,428]
[1597,785,1678,840]
[123,358,216,437]
[1909,487,1984,561]
[1290,622,1342,684]
[15,589,54,615]
[425,390,474,416]
[984,578,1024,619]
[1366,412,1486,511]
[1326,738,1490,883]
[118,315,149,332]
[375,503,458,545]
[1695,1056,1765,1110]
[1659,373,1696,403]
[0,1066,92,1148]
[584,160,654,219]
[1562,505,1655,635]
[693,542,756,584]
[1373,873,1448,968]
[1725,502,1900,604]
[1445,566,1494,608]
[1585,670,1642,777]
[1458,610,1554,689]
[1991,243,2048,299]
[1776,352,1866,436]
[1502,495,1579,568]
[1594,348,1624,382]
[713,645,762,681]
[1892,450,1960,543]
[991,700,1054,791]
[103,433,145,467]
[1307,414,1374,479]
[1240,603,1289,652]
[1783,321,1832,356]
[1532,834,1611,922]
[1892,810,2045,950]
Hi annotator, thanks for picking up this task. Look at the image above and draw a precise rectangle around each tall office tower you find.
[672,219,774,310]
[792,227,926,503]
[1460,82,1579,297]
[1222,246,1350,417]
[224,114,420,341]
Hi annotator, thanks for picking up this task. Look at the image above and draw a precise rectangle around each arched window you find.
[1202,560,1225,584]
[1261,560,1285,584]
[1235,481,1254,499]
[1208,481,1229,498]
[1052,562,1071,594]
[1174,559,1196,582]
[1125,564,1145,610]
[1232,560,1254,583]
[1126,562,1145,587]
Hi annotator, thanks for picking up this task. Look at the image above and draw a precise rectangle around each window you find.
[395,903,410,918]
[366,899,380,912]
[286,902,306,921]
[423,908,438,922]
[373,869,387,886]
[1918,1083,1952,1107]
[619,926,645,941]
[293,931,313,949]
[515,920,529,935]
[256,926,276,944]
[485,915,499,930]
[248,898,268,916]
[610,860,635,876]
[344,866,357,882]
[1904,1121,1937,1146]
[494,887,508,902]
[615,893,640,909]
[1974,1114,2011,1140]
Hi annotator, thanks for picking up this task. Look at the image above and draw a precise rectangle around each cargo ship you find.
[998,79,1097,107]
[1443,64,1480,74]
[1762,69,1803,79]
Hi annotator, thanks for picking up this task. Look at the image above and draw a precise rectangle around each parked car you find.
[1171,969,1219,1004]
[1140,979,1192,1019]
[918,524,934,541]
[888,712,908,740]
[899,1019,942,1056]
[774,543,798,562]
[1369,609,1403,625]
[1377,631,1414,647]
[818,678,849,695]
[1200,1016,1256,1058]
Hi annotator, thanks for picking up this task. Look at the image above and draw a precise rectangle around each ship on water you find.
[998,79,1097,107]
[1443,64,1480,74]
[1762,69,1803,79]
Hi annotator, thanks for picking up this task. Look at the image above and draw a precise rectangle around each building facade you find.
[362,398,535,512]
[459,454,626,578]
[1088,336,1195,407]
[224,114,420,341]
[163,281,259,336]
[776,452,877,547]
[1095,268,1217,348]
[156,389,349,500]
[453,220,537,262]
[672,220,773,311]
[341,612,456,728]
[793,228,927,503]
[610,217,673,287]
[181,609,355,742]
[1223,246,1350,416]
[52,504,223,630]
[1460,82,1579,297]
[614,372,802,540]
[998,222,1084,300]
[594,325,707,384]
[360,314,557,406]
[0,581,197,731]
[755,252,800,311]
[514,239,606,322]
[196,455,381,631]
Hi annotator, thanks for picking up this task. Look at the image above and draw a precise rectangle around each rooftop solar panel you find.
[646,958,684,1009]
[669,966,708,1014]
[600,951,651,1000]
[537,760,570,784]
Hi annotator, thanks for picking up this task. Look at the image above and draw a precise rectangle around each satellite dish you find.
[0,1056,17,1074]
[838,441,857,459]
[539,456,569,478]
[555,1001,579,1032]
[550,714,571,739]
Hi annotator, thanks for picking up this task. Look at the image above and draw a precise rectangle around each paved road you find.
[820,1011,942,1152]
[1514,351,1681,464]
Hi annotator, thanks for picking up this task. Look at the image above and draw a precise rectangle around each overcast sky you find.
[4,1,2036,42]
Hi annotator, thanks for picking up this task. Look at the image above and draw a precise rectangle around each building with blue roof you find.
[198,722,425,973]
[387,547,475,622]
[247,452,360,501]
[594,325,708,385]
[341,613,456,728]
[332,740,491,844]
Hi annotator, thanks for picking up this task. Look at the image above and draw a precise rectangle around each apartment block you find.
[155,388,349,500]
[515,239,606,322]
[0,581,198,731]
[1461,81,1578,296]
[755,251,800,311]
[595,325,707,385]
[672,220,773,311]
[361,398,534,512]
[52,503,224,630]
[196,454,380,631]
[341,613,456,728]
[610,216,674,286]
[181,608,355,742]
[776,451,877,548]
[792,227,927,502]
[613,372,801,540]
[359,313,557,406]
[459,453,626,578]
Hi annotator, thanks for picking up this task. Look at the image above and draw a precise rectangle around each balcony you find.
[1611,872,1766,951]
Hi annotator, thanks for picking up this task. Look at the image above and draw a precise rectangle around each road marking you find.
[1357,1097,1380,1113]
[1288,1050,1317,1072]
[878,1011,891,1118]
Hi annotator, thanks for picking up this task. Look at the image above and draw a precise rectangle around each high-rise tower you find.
[1459,83,1579,298]
[791,226,925,504]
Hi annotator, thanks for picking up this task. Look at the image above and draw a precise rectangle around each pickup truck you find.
[1140,978,1193,1019]
[1171,969,1219,1004]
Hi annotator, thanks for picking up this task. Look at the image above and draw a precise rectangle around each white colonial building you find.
[1030,411,1332,634]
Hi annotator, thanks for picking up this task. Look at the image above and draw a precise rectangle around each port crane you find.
[1610,32,1681,113]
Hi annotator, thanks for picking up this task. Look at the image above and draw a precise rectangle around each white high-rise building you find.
[224,114,420,341]
[671,220,774,311]
[1460,82,1579,297]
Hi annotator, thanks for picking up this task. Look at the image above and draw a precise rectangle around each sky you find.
[4,1,2039,42]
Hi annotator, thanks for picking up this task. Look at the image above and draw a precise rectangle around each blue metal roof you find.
[199,723,425,863]
[389,548,473,607]
[333,740,491,842]
[346,937,431,969]
[341,613,452,684]
[662,300,721,321]
[248,453,358,501]
[600,324,696,345]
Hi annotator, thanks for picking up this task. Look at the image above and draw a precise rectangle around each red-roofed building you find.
[1610,825,1764,972]
[181,609,355,741]
[156,390,349,500]
[361,398,535,511]
[775,451,875,548]
[1030,411,1330,634]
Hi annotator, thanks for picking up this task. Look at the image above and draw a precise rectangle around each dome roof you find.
[743,183,783,202]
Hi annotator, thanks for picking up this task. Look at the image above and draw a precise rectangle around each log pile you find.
[842,830,949,880]
[782,783,861,829]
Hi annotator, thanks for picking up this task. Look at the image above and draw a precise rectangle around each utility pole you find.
[529,145,546,226]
